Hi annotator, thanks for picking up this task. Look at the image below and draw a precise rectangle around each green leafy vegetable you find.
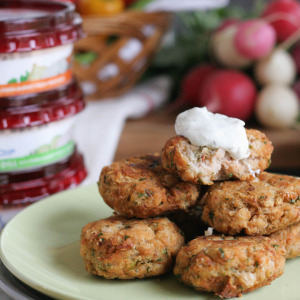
[75,51,98,66]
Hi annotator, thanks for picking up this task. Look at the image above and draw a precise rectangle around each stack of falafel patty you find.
[80,128,300,299]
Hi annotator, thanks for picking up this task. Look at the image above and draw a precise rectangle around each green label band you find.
[0,141,75,172]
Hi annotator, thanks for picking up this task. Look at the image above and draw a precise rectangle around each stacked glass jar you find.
[0,0,87,222]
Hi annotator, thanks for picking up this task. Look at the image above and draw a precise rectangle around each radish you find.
[211,24,252,69]
[199,70,257,121]
[181,64,217,106]
[292,43,300,74]
[254,49,296,85]
[234,19,276,59]
[255,85,300,128]
[262,0,300,42]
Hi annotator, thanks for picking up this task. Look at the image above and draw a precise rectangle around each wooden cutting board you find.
[115,109,300,173]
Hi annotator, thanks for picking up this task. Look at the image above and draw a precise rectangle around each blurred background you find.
[73,0,300,176]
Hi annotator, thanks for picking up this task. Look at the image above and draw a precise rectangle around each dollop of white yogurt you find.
[175,107,250,160]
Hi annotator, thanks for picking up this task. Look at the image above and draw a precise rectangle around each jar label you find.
[0,44,73,97]
[0,70,72,97]
[0,117,77,172]
[0,141,74,172]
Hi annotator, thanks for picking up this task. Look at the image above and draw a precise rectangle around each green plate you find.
[0,185,299,300]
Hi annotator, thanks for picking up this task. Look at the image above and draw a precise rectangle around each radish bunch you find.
[180,65,256,121]
[254,48,299,129]
[262,0,300,42]
[180,0,300,128]
[211,19,276,69]
[254,0,300,129]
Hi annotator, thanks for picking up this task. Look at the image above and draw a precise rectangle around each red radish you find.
[262,0,300,42]
[181,64,217,106]
[234,19,276,59]
[199,70,257,121]
[292,43,300,73]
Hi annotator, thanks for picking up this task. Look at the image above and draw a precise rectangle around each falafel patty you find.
[161,129,273,185]
[98,154,200,218]
[80,216,185,279]
[201,172,300,235]
[174,236,285,299]
[270,222,300,259]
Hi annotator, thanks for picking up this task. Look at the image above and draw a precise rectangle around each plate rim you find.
[0,184,98,300]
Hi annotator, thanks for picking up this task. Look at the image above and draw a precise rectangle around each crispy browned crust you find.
[80,216,185,279]
[269,223,300,259]
[98,154,200,218]
[201,172,300,236]
[174,236,285,298]
[161,129,273,185]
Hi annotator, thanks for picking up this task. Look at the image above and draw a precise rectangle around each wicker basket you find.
[73,11,171,100]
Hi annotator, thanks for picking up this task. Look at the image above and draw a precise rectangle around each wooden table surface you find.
[115,108,300,175]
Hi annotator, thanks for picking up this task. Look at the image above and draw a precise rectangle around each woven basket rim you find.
[74,11,171,100]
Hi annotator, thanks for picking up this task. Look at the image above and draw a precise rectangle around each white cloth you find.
[145,0,229,12]
[74,76,171,185]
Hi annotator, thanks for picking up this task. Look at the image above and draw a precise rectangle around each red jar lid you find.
[0,0,84,53]
[0,79,85,130]
[0,149,87,207]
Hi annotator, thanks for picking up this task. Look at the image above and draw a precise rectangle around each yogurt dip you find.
[175,107,250,160]
[0,1,83,97]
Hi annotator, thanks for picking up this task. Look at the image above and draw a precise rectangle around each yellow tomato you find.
[77,0,124,16]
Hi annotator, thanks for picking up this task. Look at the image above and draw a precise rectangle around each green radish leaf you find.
[130,0,154,10]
